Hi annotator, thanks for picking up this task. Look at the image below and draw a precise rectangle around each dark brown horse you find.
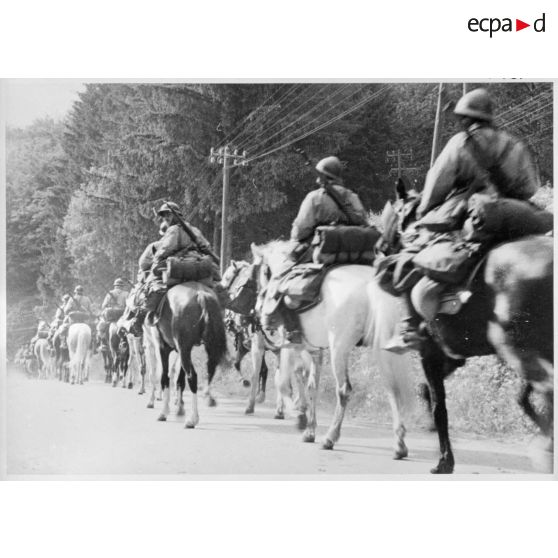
[142,282,227,427]
[382,180,553,473]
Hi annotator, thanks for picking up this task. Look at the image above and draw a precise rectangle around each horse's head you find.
[251,240,292,322]
[379,177,422,255]
[221,260,249,290]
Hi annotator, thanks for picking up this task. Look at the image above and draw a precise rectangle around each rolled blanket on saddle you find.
[103,307,124,322]
[312,225,381,265]
[67,311,91,323]
[162,254,218,286]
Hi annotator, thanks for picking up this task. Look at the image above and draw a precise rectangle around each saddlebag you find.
[226,265,258,315]
[413,240,483,285]
[163,255,214,285]
[312,225,380,265]
[68,311,90,323]
[277,263,327,313]
[103,307,124,322]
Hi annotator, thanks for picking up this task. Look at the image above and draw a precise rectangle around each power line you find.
[240,85,392,166]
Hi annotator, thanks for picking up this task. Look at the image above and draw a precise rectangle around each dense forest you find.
[6,82,553,349]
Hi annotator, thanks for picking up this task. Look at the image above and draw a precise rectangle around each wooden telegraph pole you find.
[430,83,444,168]
[209,145,248,275]
[385,148,418,178]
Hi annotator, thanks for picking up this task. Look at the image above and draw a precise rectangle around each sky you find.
[3,79,86,128]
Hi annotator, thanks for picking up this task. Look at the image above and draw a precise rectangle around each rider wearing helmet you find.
[384,88,544,354]
[128,201,215,334]
[267,156,368,345]
[64,285,93,316]
[290,156,368,259]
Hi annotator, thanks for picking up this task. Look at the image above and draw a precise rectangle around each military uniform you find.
[385,88,550,353]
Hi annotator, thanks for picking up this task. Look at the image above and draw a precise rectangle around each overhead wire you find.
[239,84,393,166]
[241,83,357,154]
[226,83,306,148]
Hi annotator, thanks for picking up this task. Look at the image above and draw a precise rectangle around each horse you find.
[252,241,415,457]
[222,260,314,420]
[33,337,53,379]
[67,323,92,385]
[380,179,554,473]
[125,331,146,393]
[123,281,227,427]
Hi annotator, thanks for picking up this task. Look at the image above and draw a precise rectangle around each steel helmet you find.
[315,156,343,181]
[74,285,84,294]
[113,278,125,288]
[157,201,182,217]
[62,294,70,301]
[454,88,494,122]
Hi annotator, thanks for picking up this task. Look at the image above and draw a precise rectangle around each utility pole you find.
[430,82,444,168]
[386,149,419,178]
[209,145,248,274]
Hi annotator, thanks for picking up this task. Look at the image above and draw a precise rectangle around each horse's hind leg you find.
[185,360,199,429]
[302,350,322,444]
[175,366,185,417]
[420,340,456,474]
[322,345,352,450]
[246,332,264,414]
[157,344,173,422]
[256,354,268,404]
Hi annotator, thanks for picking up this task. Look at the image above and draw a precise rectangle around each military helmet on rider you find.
[113,278,125,288]
[62,293,70,302]
[315,156,343,182]
[454,88,494,123]
[74,285,84,294]
[157,201,182,217]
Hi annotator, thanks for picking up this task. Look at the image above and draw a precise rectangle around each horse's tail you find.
[197,290,227,377]
[366,278,416,418]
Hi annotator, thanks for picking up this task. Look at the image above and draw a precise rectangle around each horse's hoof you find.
[430,462,454,474]
[296,413,308,431]
[274,411,284,420]
[157,414,167,422]
[185,421,196,429]
[176,407,185,417]
[128,383,133,389]
[302,432,315,443]
[112,382,117,388]
[138,389,145,395]
[393,446,409,460]
[207,397,217,408]
[241,379,251,388]
[322,439,335,450]
[146,402,154,409]
[244,407,254,415]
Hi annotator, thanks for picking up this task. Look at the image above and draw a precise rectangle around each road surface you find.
[5,362,542,477]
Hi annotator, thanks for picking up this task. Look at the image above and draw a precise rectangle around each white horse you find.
[34,338,53,379]
[67,323,92,385]
[253,241,415,458]
[222,260,315,420]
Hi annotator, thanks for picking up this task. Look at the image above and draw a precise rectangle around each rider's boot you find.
[280,308,303,346]
[384,291,425,354]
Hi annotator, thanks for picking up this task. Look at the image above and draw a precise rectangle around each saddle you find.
[263,263,328,318]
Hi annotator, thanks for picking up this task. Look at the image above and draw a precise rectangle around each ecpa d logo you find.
[468,13,546,37]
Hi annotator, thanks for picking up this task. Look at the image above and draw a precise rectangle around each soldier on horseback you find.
[290,156,368,261]
[384,88,552,353]
[96,278,129,346]
[128,201,218,335]
[267,155,368,344]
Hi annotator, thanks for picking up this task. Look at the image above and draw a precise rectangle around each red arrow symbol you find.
[516,19,530,31]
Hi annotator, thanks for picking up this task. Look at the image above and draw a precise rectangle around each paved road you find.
[6,363,540,477]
